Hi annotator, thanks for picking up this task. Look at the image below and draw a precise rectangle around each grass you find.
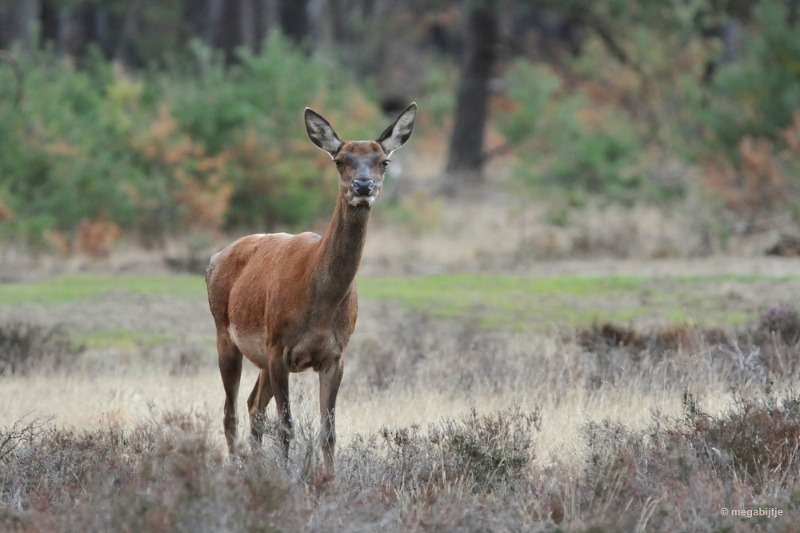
[358,273,796,331]
[4,273,800,530]
[73,329,177,350]
[1,273,797,334]
[0,274,207,304]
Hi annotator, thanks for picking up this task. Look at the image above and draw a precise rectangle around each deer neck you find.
[310,196,370,312]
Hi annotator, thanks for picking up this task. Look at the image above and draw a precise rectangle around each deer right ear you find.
[305,108,344,158]
[376,102,417,156]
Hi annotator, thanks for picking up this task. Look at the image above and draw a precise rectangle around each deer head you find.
[304,103,417,207]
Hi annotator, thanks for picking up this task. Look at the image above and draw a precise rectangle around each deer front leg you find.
[217,333,243,455]
[319,359,344,473]
[269,350,292,462]
[247,368,274,444]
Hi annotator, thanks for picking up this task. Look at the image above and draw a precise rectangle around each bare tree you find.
[444,0,499,189]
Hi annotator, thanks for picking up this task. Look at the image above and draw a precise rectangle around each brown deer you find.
[206,103,417,471]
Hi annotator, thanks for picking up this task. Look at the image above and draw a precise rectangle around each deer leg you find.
[217,333,243,455]
[319,359,344,473]
[269,351,292,462]
[247,368,273,444]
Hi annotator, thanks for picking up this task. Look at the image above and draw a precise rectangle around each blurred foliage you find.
[2,0,800,249]
[496,0,800,222]
[497,61,649,205]
[698,2,800,218]
[0,32,384,248]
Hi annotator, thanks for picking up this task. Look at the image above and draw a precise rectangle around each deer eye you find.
[334,160,344,170]
[380,160,390,169]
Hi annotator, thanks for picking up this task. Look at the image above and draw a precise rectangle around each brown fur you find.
[206,104,416,471]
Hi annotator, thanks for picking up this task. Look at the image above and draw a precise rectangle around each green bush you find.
[702,2,800,159]
[497,60,649,205]
[0,33,383,249]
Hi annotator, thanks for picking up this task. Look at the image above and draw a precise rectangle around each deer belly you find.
[227,325,269,368]
[287,332,342,373]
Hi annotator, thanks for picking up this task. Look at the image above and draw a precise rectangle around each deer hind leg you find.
[246,368,273,444]
[269,350,292,462]
[217,332,243,455]
[319,359,344,473]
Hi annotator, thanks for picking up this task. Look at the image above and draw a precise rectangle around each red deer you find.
[206,103,417,471]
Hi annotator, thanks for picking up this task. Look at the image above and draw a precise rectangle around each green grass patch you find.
[0,275,207,304]
[1,272,798,333]
[358,273,800,331]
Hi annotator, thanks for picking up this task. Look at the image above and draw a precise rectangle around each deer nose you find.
[353,179,374,196]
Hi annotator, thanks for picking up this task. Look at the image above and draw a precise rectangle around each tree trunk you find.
[444,0,498,188]
[330,0,348,44]
[279,0,308,46]
[114,0,143,68]
[2,0,41,51]
[253,0,273,51]
[240,0,257,52]
[205,0,224,47]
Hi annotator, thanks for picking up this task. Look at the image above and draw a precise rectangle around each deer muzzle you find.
[352,179,375,197]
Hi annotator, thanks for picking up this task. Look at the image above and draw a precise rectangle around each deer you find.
[206,103,417,472]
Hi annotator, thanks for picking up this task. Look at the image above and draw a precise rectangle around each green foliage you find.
[0,33,382,247]
[497,60,649,205]
[702,1,800,157]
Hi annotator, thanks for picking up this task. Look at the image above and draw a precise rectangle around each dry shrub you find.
[563,391,800,531]
[578,309,800,382]
[670,392,800,492]
[75,219,120,258]
[578,322,727,360]
[766,234,800,257]
[0,322,81,376]
[377,407,540,495]
[751,304,800,377]
[705,121,800,226]
[0,411,283,533]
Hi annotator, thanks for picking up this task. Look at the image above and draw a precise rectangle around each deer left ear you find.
[376,103,417,156]
[305,108,344,158]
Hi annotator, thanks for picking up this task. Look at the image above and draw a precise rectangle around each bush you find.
[497,60,650,206]
[674,392,800,491]
[695,1,800,218]
[380,406,540,494]
[0,34,383,249]
[0,321,81,375]
[0,411,283,533]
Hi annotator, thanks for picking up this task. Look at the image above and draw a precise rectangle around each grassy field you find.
[2,271,797,330]
[2,271,800,531]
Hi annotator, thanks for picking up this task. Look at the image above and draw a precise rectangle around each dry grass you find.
[4,301,800,531]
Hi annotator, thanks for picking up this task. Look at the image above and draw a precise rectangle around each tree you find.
[0,0,41,51]
[444,0,499,189]
[279,0,308,46]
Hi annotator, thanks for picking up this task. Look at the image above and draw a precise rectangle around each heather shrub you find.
[378,406,540,494]
[675,392,800,491]
[0,411,283,533]
[0,321,81,375]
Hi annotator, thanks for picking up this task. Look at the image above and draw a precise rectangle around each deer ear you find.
[376,102,417,156]
[305,108,344,157]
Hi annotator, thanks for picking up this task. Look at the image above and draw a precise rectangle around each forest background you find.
[1,0,800,267]
[5,2,800,531]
